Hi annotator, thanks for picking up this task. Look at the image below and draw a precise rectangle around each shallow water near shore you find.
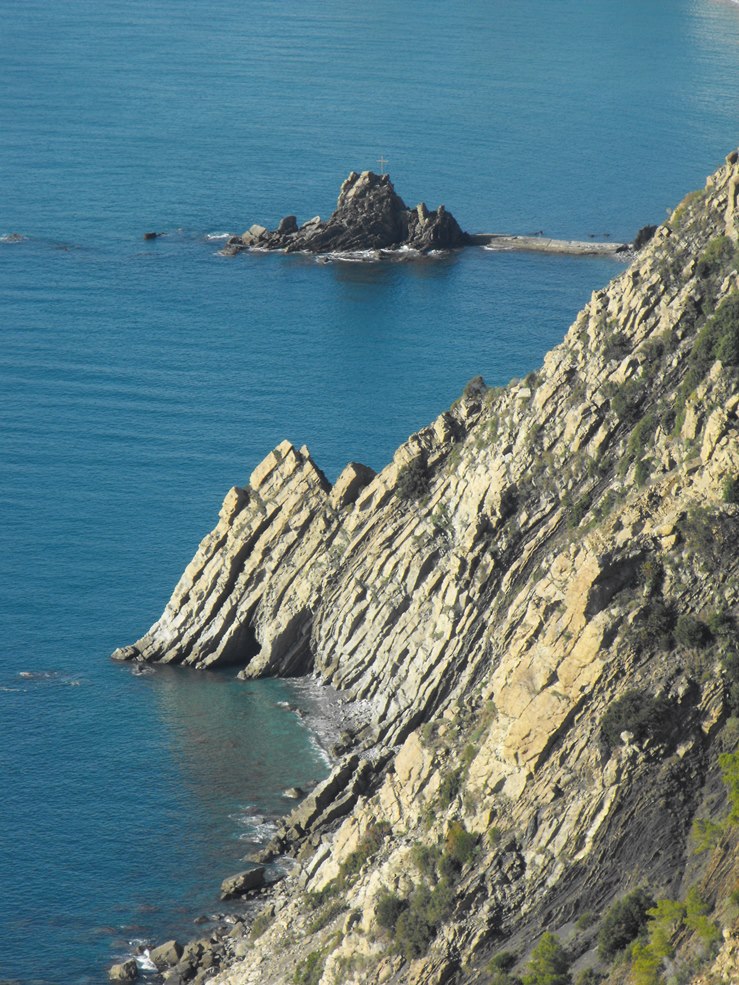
[2,0,739,981]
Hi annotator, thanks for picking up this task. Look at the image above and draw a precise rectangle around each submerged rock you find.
[224,170,469,256]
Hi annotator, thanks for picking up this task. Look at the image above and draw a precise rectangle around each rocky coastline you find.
[113,152,739,985]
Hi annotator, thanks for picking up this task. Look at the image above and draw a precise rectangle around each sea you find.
[1,1,738,981]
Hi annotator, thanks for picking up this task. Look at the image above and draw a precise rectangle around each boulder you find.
[283,786,305,799]
[150,940,184,969]
[329,462,376,510]
[220,865,266,899]
[109,959,138,981]
[277,215,298,234]
[241,224,268,245]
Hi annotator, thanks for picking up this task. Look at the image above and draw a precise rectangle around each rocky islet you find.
[221,169,470,256]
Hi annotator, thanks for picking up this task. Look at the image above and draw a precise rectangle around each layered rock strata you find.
[221,170,469,255]
[115,151,739,985]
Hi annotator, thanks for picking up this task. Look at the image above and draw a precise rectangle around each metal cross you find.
[377,155,388,174]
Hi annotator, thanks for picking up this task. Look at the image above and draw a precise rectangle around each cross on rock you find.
[377,155,388,174]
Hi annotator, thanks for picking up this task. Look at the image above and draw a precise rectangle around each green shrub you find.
[691,748,739,851]
[634,599,675,650]
[522,932,571,985]
[659,403,676,434]
[640,559,664,596]
[375,890,406,932]
[488,952,521,985]
[630,940,662,985]
[445,821,477,866]
[293,950,326,985]
[671,293,739,437]
[410,842,441,878]
[575,911,597,931]
[610,380,644,425]
[574,971,603,985]
[437,770,461,808]
[488,972,521,985]
[695,235,734,279]
[692,293,739,370]
[305,883,339,909]
[690,816,723,854]
[708,610,735,638]
[339,821,392,883]
[679,507,714,555]
[684,887,720,943]
[396,456,430,502]
[603,331,630,362]
[566,493,592,529]
[490,952,517,973]
[641,336,666,369]
[674,614,711,648]
[394,904,434,960]
[601,690,673,751]
[628,897,689,983]
[307,896,348,933]
[627,413,657,460]
[634,458,651,487]
[719,749,739,823]
[597,888,654,960]
[723,476,739,504]
[646,898,686,956]
[438,851,462,882]
[425,878,456,924]
[722,649,739,715]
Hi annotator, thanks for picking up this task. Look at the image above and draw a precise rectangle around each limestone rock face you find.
[117,152,739,985]
[222,171,469,256]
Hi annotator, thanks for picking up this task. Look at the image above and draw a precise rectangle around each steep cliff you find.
[114,151,739,985]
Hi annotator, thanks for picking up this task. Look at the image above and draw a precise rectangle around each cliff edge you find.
[114,151,739,985]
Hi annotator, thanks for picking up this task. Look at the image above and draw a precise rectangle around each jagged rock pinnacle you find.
[222,170,469,255]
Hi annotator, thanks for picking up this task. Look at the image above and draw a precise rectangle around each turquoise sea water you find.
[2,1,738,981]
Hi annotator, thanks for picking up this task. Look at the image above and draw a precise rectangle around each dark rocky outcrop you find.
[222,171,469,256]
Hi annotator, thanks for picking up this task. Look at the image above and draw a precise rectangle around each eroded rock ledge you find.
[222,170,469,255]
